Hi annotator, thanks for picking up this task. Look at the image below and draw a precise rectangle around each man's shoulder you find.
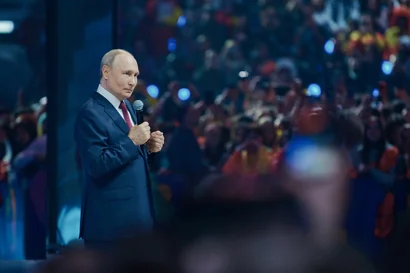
[75,95,103,126]
[78,95,101,115]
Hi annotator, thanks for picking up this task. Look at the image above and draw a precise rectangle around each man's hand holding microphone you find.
[129,100,165,153]
[128,121,151,145]
[128,122,164,153]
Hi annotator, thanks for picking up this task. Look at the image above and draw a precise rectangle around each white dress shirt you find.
[97,85,135,126]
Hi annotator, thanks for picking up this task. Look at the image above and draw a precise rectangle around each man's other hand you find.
[146,131,164,153]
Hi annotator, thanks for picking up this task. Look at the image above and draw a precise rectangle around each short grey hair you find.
[100,49,131,78]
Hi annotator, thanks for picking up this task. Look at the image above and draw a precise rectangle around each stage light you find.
[324,39,335,54]
[307,84,321,97]
[57,206,81,245]
[39,96,47,105]
[178,88,191,101]
[168,38,176,52]
[177,15,186,27]
[147,85,159,98]
[381,60,393,75]
[238,70,249,78]
[0,21,14,34]
[372,88,379,97]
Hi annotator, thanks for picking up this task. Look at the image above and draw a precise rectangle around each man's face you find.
[103,53,139,100]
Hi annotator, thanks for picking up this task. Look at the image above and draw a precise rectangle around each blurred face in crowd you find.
[226,86,238,98]
[252,87,266,101]
[261,7,279,28]
[403,108,410,123]
[102,53,139,101]
[362,94,373,107]
[366,116,382,143]
[311,0,325,10]
[400,0,410,7]
[204,50,219,69]
[200,10,210,23]
[185,107,200,128]
[238,77,250,92]
[359,107,372,123]
[233,125,248,144]
[259,117,276,145]
[368,0,379,10]
[264,87,276,104]
[197,35,210,52]
[205,124,221,149]
[295,103,328,135]
[359,15,373,33]
[227,46,243,62]
[402,124,410,149]
[209,104,227,122]
[14,125,30,146]
[277,69,293,85]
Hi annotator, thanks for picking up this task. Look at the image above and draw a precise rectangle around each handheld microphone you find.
[132,100,144,125]
[132,100,150,154]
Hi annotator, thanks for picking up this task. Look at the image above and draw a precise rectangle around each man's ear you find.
[102,65,110,80]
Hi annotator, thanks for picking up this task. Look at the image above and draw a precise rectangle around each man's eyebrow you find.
[124,70,139,75]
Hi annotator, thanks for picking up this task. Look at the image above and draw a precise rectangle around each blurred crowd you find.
[117,0,410,271]
[3,0,410,273]
[0,97,47,260]
[0,0,47,261]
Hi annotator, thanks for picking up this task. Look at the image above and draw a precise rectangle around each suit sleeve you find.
[74,108,140,180]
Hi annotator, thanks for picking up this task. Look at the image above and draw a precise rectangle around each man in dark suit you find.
[74,49,164,248]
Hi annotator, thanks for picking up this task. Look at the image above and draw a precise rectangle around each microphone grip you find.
[135,110,149,154]
[135,110,144,125]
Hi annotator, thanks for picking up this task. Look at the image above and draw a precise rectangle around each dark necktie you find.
[119,101,133,129]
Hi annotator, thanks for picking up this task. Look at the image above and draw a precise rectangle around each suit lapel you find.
[93,92,129,134]
[105,107,130,134]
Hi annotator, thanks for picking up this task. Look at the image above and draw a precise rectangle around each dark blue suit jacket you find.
[74,92,154,242]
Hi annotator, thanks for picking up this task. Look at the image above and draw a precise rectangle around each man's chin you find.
[122,93,133,100]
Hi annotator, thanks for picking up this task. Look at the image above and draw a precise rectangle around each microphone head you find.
[133,100,144,111]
